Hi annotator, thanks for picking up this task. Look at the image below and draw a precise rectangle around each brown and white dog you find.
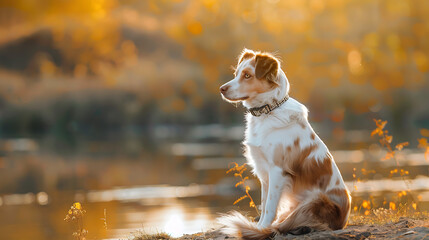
[218,49,351,239]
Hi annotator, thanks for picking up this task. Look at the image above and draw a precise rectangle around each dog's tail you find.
[218,211,274,240]
[219,189,350,239]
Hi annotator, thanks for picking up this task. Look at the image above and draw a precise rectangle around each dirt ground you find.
[176,218,429,240]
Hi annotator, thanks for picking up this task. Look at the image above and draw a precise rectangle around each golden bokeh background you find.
[0,1,428,239]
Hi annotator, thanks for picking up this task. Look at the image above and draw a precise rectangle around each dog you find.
[218,49,351,239]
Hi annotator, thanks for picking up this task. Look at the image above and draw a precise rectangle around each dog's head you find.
[220,49,288,107]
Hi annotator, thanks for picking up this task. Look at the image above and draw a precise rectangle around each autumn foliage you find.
[371,119,409,162]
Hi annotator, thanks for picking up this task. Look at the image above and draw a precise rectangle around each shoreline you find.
[130,217,429,240]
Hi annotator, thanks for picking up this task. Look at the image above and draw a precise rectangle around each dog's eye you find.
[244,73,251,79]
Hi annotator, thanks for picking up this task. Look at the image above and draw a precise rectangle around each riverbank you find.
[129,217,429,240]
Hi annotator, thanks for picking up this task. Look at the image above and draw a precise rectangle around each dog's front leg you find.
[258,166,292,228]
[257,180,268,226]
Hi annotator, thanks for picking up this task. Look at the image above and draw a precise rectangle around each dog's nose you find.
[220,85,229,94]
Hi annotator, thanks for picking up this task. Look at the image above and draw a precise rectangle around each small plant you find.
[371,119,409,163]
[227,162,259,216]
[64,202,88,240]
[417,128,429,161]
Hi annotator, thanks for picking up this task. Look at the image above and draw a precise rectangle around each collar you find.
[248,95,289,117]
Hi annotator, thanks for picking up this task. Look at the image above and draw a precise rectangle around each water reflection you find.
[3,176,429,207]
[86,184,216,202]
[163,208,186,238]
[160,205,210,238]
[108,199,219,239]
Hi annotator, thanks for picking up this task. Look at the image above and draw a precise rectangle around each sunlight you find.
[163,209,185,238]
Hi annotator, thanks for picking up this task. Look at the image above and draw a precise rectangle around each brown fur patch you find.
[293,138,300,147]
[292,154,333,192]
[236,64,276,96]
[254,53,279,86]
[273,143,333,193]
[311,193,342,230]
[335,179,340,185]
[238,50,255,64]
[282,170,291,177]
[244,76,274,94]
[310,133,315,140]
[326,188,351,229]
[273,143,315,174]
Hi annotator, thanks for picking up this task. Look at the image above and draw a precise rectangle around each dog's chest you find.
[243,113,302,170]
[244,116,272,147]
[243,116,282,178]
[244,113,292,147]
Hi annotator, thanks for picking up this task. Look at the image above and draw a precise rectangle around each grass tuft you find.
[128,230,172,240]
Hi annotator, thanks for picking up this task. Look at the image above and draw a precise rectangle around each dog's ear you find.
[238,48,255,64]
[255,53,279,82]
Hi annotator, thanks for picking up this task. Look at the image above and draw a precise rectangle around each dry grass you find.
[127,230,171,240]
[349,205,429,226]
[127,230,231,240]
